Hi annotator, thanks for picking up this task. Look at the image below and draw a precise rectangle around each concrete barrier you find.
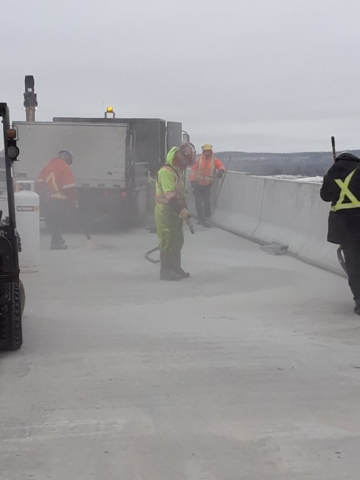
[207,172,343,275]
[212,172,265,238]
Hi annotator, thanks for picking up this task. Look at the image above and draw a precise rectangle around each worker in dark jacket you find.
[320,152,360,314]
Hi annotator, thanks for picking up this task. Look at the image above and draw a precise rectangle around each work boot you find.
[173,251,190,278]
[159,251,182,281]
[176,268,190,278]
[50,243,68,250]
[202,220,212,228]
[354,301,360,315]
[51,234,67,249]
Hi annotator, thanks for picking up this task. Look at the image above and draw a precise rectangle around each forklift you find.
[0,103,24,351]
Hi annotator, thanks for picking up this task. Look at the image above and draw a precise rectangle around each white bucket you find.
[15,190,40,273]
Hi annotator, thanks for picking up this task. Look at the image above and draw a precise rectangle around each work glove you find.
[217,170,224,179]
[180,208,190,222]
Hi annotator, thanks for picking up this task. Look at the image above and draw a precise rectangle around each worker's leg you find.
[341,242,360,312]
[48,200,67,250]
[203,184,212,219]
[200,184,212,228]
[173,225,189,278]
[155,205,181,281]
[194,185,205,222]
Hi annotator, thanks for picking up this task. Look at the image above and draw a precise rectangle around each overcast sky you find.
[1,0,360,152]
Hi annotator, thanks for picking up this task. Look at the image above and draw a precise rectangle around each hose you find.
[145,219,194,264]
[145,246,160,264]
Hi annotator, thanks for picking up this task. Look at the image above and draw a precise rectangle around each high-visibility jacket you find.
[190,154,225,186]
[320,152,360,244]
[155,147,186,252]
[155,148,185,208]
[37,158,77,201]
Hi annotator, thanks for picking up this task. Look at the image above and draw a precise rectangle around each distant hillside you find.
[2,149,360,177]
[216,150,360,176]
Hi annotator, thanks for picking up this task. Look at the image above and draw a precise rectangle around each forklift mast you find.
[23,75,38,122]
[0,104,19,228]
[0,103,23,351]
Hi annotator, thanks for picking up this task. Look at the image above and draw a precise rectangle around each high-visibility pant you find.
[155,204,184,253]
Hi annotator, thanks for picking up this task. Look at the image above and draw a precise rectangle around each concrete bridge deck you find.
[1,227,359,479]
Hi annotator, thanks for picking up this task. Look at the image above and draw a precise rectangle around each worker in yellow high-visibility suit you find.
[155,143,196,281]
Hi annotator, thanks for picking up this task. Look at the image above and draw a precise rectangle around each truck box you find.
[52,117,183,177]
[13,121,130,188]
[13,121,148,229]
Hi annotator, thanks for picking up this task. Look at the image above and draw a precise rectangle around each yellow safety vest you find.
[331,168,360,212]
[155,164,184,205]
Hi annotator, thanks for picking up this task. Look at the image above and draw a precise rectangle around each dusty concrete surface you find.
[1,226,360,479]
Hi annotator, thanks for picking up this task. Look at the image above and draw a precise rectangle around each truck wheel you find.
[0,282,23,351]
[20,279,25,316]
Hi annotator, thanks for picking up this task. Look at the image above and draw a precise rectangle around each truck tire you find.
[0,282,23,351]
[20,279,25,316]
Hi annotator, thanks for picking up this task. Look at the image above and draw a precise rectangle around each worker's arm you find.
[214,158,225,178]
[214,158,225,172]
[320,173,338,202]
[62,165,78,202]
[36,166,49,197]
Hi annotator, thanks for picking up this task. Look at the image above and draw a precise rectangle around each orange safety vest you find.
[190,154,224,186]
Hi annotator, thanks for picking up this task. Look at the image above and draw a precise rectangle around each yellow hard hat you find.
[202,143,213,151]
[106,106,114,113]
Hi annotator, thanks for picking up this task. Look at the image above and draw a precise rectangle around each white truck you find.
[13,120,149,228]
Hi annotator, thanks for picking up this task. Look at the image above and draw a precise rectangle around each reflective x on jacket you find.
[190,153,225,186]
[320,152,360,244]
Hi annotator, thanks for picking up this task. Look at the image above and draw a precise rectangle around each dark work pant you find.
[194,184,212,220]
[341,242,360,301]
[46,199,67,246]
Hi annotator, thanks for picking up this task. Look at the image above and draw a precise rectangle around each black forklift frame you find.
[0,103,20,283]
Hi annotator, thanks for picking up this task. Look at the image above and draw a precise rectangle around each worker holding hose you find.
[155,143,196,281]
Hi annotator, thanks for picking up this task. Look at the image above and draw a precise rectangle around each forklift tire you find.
[0,282,23,351]
[20,279,25,316]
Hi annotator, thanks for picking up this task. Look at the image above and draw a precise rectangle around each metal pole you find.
[213,156,232,210]
[23,76,38,122]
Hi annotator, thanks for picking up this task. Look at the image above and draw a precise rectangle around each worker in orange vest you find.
[190,144,225,227]
[37,149,77,250]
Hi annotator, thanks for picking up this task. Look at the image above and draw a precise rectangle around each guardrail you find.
[187,171,343,275]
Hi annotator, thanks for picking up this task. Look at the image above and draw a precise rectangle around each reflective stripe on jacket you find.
[189,154,225,186]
